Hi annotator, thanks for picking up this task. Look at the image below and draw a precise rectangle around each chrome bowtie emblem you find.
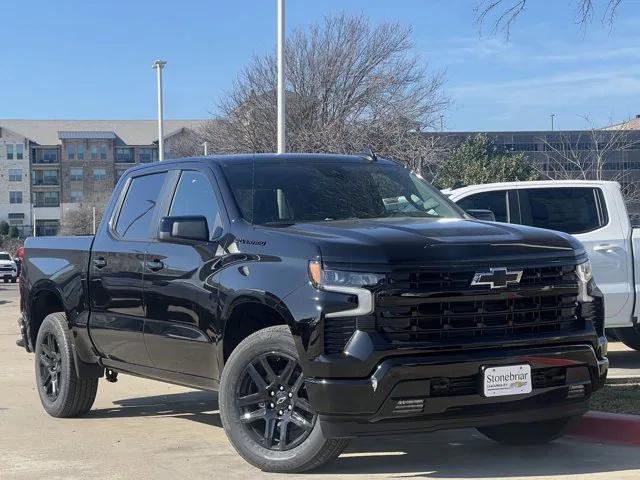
[471,268,523,289]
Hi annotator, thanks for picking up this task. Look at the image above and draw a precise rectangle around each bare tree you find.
[535,120,640,207]
[61,204,104,236]
[475,0,625,37]
[200,13,448,164]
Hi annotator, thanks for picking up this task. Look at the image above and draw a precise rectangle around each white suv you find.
[0,251,18,283]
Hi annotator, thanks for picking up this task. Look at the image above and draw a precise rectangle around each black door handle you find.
[145,259,164,272]
[93,257,107,269]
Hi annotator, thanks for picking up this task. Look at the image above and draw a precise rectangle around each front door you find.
[517,186,633,325]
[143,169,226,379]
[89,171,168,366]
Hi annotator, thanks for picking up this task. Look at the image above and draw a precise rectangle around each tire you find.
[477,416,576,445]
[3,278,7,283]
[34,312,99,418]
[219,325,349,473]
[10,277,17,283]
[612,327,640,351]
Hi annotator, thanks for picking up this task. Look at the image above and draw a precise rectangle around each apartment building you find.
[0,126,32,235]
[0,120,202,236]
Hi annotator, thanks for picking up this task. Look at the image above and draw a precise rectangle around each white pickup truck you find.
[445,180,640,350]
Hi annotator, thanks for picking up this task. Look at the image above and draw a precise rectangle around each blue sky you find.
[2,0,640,131]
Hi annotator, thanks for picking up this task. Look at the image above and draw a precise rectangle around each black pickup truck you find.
[19,153,608,473]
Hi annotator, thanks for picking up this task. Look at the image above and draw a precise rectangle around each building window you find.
[35,219,59,236]
[34,191,59,207]
[16,144,24,160]
[138,148,157,163]
[7,144,13,160]
[91,145,98,160]
[115,147,134,163]
[70,168,83,181]
[70,191,84,203]
[9,191,22,204]
[77,144,85,160]
[34,148,59,164]
[67,144,75,160]
[9,168,22,181]
[32,170,59,186]
[93,168,107,181]
[8,213,24,226]
[99,144,107,160]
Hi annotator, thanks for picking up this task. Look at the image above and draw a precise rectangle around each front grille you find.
[386,265,576,291]
[0,266,13,272]
[323,264,584,354]
[377,293,582,343]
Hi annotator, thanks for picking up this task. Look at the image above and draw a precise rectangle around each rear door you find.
[517,186,633,325]
[142,167,226,380]
[89,171,168,366]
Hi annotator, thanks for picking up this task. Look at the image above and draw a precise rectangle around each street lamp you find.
[152,60,167,161]
[277,0,285,153]
[550,113,556,132]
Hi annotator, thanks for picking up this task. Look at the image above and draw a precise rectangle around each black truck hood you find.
[264,217,583,268]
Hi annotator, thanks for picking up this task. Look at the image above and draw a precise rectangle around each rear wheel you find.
[35,312,98,417]
[219,325,349,473]
[477,417,576,445]
[612,327,640,351]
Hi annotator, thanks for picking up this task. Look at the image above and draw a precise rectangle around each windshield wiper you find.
[261,220,297,227]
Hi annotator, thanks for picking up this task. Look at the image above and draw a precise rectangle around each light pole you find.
[277,0,286,153]
[153,60,167,161]
[202,142,208,156]
[550,113,556,132]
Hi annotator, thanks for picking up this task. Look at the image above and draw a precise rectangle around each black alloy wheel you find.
[236,352,316,451]
[38,332,63,402]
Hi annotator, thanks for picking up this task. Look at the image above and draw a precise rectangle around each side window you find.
[456,190,508,222]
[518,187,606,234]
[169,170,222,237]
[115,172,166,240]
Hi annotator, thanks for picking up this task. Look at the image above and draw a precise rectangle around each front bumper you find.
[306,343,608,438]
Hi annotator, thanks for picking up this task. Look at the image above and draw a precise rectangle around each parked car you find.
[18,155,607,473]
[446,180,640,350]
[0,251,18,283]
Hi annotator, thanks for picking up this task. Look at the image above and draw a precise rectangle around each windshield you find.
[220,161,463,225]
[0,253,12,261]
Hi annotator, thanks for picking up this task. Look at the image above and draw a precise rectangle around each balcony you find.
[32,149,60,165]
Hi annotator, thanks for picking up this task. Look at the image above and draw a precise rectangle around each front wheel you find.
[477,416,576,445]
[612,327,640,351]
[10,277,17,283]
[219,325,349,473]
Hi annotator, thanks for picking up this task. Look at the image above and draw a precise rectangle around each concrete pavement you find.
[1,282,639,480]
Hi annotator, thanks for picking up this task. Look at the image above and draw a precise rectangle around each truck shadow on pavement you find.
[86,390,222,428]
[86,390,640,477]
[608,349,640,371]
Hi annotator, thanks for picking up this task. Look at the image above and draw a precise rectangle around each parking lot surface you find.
[1,282,640,480]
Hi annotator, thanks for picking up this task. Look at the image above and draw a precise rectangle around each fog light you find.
[567,384,586,399]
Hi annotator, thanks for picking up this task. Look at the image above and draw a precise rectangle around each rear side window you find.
[456,190,508,222]
[115,172,166,240]
[169,170,223,237]
[518,187,607,234]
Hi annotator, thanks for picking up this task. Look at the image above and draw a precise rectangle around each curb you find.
[567,411,640,446]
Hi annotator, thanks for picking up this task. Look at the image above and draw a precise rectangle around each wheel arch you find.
[220,293,296,369]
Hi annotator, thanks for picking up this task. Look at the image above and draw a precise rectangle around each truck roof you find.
[125,153,400,174]
[444,179,622,197]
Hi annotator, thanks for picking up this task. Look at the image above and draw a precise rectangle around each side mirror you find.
[466,209,496,222]
[159,216,209,242]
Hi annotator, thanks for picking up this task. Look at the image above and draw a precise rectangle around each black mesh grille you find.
[323,263,585,354]
[376,293,582,343]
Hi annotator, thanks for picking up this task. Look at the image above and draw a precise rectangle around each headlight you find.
[308,261,383,318]
[576,260,593,284]
[308,261,384,288]
[576,259,593,302]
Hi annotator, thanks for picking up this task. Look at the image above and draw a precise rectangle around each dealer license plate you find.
[483,364,532,397]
